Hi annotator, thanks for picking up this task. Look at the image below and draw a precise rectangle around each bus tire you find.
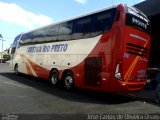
[14,64,19,75]
[50,70,59,87]
[64,72,74,90]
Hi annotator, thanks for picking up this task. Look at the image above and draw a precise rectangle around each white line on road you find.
[0,94,28,98]
[4,81,28,88]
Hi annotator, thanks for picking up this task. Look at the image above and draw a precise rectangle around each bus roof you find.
[21,4,121,34]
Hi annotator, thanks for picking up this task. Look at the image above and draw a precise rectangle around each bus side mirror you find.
[7,49,10,54]
[8,47,15,54]
[7,48,11,54]
[11,47,16,54]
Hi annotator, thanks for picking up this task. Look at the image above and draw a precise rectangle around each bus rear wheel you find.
[50,70,59,87]
[64,72,74,90]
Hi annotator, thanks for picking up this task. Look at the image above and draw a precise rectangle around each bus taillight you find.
[115,60,123,80]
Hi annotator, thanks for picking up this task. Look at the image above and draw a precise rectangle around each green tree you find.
[3,54,11,61]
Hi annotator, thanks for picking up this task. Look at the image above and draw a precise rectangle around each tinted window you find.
[72,17,92,39]
[45,25,59,42]
[13,34,21,48]
[32,29,45,43]
[58,22,73,41]
[126,7,150,34]
[92,8,116,37]
[19,33,32,46]
[19,8,117,45]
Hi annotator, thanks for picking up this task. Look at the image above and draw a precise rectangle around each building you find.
[135,0,160,67]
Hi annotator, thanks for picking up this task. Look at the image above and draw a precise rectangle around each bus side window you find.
[19,33,32,46]
[32,29,45,44]
[92,9,116,37]
[72,16,92,40]
[45,25,59,42]
[58,22,73,41]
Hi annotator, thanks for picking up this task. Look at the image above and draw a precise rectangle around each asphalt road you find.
[0,63,160,119]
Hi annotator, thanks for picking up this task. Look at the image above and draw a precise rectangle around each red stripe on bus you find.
[24,62,33,76]
[22,54,49,80]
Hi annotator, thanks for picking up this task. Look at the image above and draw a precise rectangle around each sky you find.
[0,0,145,51]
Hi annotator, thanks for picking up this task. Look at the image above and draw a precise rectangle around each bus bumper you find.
[110,80,146,94]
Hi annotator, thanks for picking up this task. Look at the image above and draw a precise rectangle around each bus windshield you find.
[12,34,21,48]
[126,6,150,34]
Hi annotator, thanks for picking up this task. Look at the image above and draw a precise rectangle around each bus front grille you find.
[126,43,148,57]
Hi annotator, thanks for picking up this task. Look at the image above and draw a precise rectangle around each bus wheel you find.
[50,70,59,87]
[14,64,19,75]
[64,72,74,90]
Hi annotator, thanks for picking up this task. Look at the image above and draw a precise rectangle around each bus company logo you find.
[27,43,68,53]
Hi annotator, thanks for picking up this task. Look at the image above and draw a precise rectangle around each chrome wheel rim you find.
[65,76,73,89]
[51,74,57,85]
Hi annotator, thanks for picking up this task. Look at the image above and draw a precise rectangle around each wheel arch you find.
[14,63,18,71]
[61,69,74,81]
